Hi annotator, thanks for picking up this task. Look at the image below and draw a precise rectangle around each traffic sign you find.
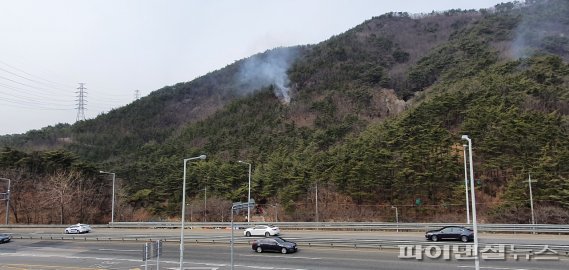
[232,199,255,213]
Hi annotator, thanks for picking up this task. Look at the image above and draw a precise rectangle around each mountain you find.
[1,0,568,224]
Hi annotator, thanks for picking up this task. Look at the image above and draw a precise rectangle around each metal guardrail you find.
[96,222,569,234]
[2,222,569,234]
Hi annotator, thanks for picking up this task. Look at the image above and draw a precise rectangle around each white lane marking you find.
[164,267,219,270]
[226,265,307,270]
[1,253,309,270]
[98,248,140,252]
[241,254,322,260]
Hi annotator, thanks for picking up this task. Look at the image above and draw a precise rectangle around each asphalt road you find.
[5,227,569,247]
[2,228,569,249]
[1,234,568,270]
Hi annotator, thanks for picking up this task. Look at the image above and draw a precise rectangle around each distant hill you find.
[1,0,568,224]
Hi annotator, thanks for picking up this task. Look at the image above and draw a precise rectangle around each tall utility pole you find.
[76,83,87,121]
[0,178,10,224]
[99,171,116,223]
[238,161,252,223]
[134,89,140,100]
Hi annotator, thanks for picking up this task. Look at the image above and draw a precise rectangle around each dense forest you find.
[1,0,568,224]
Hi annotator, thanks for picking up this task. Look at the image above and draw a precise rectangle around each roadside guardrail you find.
[2,222,569,234]
[101,222,569,234]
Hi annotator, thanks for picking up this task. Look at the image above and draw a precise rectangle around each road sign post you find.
[231,201,255,270]
[142,240,162,270]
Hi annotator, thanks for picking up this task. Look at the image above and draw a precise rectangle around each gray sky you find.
[0,0,506,135]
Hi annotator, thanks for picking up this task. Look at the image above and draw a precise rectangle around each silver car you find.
[64,223,91,234]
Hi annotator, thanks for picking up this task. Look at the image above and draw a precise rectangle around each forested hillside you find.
[1,0,568,224]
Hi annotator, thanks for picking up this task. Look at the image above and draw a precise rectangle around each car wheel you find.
[281,247,287,254]
[256,246,262,253]
[431,235,438,242]
[245,231,251,237]
[264,232,270,237]
[461,236,469,243]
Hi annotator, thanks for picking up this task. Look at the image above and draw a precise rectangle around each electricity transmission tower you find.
[134,89,140,100]
[76,83,87,121]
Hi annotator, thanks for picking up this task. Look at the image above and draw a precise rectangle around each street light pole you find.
[230,201,253,270]
[180,154,206,270]
[99,171,116,223]
[463,145,471,224]
[315,181,319,223]
[391,206,399,232]
[462,135,480,270]
[527,173,537,233]
[204,187,207,222]
[238,160,252,223]
[272,204,278,222]
[230,204,238,270]
[0,178,10,225]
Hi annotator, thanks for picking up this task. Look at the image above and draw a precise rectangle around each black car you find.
[252,237,297,254]
[0,233,11,243]
[425,226,474,242]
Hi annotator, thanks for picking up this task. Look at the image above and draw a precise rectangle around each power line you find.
[0,59,130,103]
[0,58,76,89]
[0,96,73,110]
[0,66,71,93]
[0,74,70,97]
[0,59,137,120]
[0,82,74,104]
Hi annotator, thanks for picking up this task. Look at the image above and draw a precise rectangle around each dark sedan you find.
[425,226,474,242]
[0,233,11,243]
[252,237,297,254]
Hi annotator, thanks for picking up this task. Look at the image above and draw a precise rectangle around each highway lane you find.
[5,227,569,247]
[0,239,568,270]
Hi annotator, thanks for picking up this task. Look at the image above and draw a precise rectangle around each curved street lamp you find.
[463,145,471,224]
[180,154,206,270]
[461,135,479,270]
[391,206,399,232]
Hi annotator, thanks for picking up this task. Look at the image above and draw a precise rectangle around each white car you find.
[65,223,91,234]
[244,225,280,237]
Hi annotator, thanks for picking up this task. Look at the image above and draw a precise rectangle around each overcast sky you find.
[0,0,507,135]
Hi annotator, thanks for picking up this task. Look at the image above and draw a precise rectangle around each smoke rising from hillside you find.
[510,1,569,61]
[235,47,299,103]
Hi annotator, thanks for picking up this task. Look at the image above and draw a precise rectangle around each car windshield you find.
[273,237,286,243]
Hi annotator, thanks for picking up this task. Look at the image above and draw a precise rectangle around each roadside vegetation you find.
[1,0,568,224]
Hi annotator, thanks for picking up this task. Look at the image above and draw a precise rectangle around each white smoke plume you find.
[509,0,569,60]
[235,47,299,104]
